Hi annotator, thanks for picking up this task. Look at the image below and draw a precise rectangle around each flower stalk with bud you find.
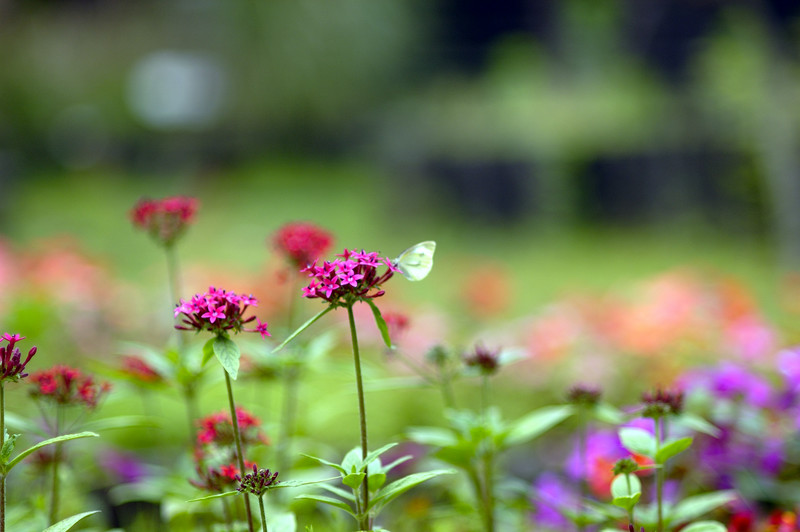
[175,287,271,532]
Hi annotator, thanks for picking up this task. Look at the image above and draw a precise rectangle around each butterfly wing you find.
[395,241,436,281]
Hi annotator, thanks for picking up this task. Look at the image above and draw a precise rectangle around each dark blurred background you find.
[2,0,800,272]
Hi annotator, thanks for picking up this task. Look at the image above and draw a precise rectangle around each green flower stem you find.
[183,385,199,444]
[48,406,64,525]
[625,474,635,528]
[224,368,255,532]
[258,495,269,532]
[1,381,5,532]
[346,304,370,531]
[655,417,664,532]
[480,375,489,420]
[438,365,456,410]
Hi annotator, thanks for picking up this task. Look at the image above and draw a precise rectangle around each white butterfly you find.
[394,241,436,281]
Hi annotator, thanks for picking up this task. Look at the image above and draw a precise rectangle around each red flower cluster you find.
[130,196,198,247]
[196,407,267,448]
[29,365,111,408]
[272,222,333,268]
[192,407,266,493]
[174,286,270,338]
[301,248,399,306]
[463,343,501,376]
[0,333,37,383]
[120,355,163,384]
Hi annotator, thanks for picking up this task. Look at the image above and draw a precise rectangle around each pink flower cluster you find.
[29,365,111,409]
[272,222,333,268]
[174,286,270,338]
[301,248,399,305]
[0,333,37,383]
[130,196,198,247]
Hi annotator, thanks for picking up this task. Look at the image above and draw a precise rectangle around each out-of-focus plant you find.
[0,334,99,532]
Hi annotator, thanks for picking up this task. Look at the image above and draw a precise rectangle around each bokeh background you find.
[3,1,800,529]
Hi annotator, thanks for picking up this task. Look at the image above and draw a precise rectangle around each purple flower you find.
[531,472,576,529]
[678,362,773,408]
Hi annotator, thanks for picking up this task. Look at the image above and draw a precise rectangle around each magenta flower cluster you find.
[130,196,198,247]
[301,248,399,305]
[0,333,37,383]
[175,287,270,338]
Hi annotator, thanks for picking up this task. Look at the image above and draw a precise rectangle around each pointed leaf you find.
[668,491,737,527]
[362,443,399,469]
[318,483,357,501]
[43,510,101,532]
[595,403,626,425]
[7,432,99,472]
[369,469,456,510]
[213,336,240,380]
[187,490,239,502]
[619,427,656,458]
[300,453,347,475]
[504,405,574,447]
[3,412,47,437]
[273,306,334,353]
[656,437,693,464]
[365,299,392,348]
[681,521,727,532]
[270,477,340,489]
[294,494,356,516]
[406,426,458,448]
[367,472,387,491]
[81,415,160,432]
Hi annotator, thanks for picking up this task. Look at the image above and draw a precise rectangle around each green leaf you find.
[668,491,737,527]
[681,521,727,532]
[270,477,340,489]
[342,472,366,490]
[3,412,47,437]
[273,306,334,353]
[504,405,574,447]
[406,427,458,448]
[365,299,392,348]
[610,473,642,511]
[42,510,101,532]
[213,336,240,380]
[6,432,99,473]
[367,472,387,491]
[369,469,456,511]
[610,473,642,499]
[619,427,656,458]
[301,453,348,475]
[656,437,693,464]
[1,432,18,463]
[595,403,626,425]
[678,413,721,438]
[80,415,160,432]
[362,443,399,469]
[201,338,215,367]
[294,494,356,517]
[187,490,239,502]
[318,484,357,501]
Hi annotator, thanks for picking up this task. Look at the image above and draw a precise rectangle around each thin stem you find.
[346,304,370,531]
[48,406,63,525]
[438,364,456,410]
[258,495,268,532]
[1,382,5,532]
[277,273,302,475]
[225,368,255,532]
[184,384,199,444]
[626,474,635,528]
[480,375,490,421]
[655,417,664,532]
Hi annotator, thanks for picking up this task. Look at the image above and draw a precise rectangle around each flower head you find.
[29,365,111,409]
[463,343,501,376]
[272,222,333,268]
[190,461,244,492]
[567,384,602,407]
[236,464,280,497]
[641,387,684,418]
[301,248,399,306]
[175,287,270,338]
[130,196,198,247]
[0,333,37,383]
